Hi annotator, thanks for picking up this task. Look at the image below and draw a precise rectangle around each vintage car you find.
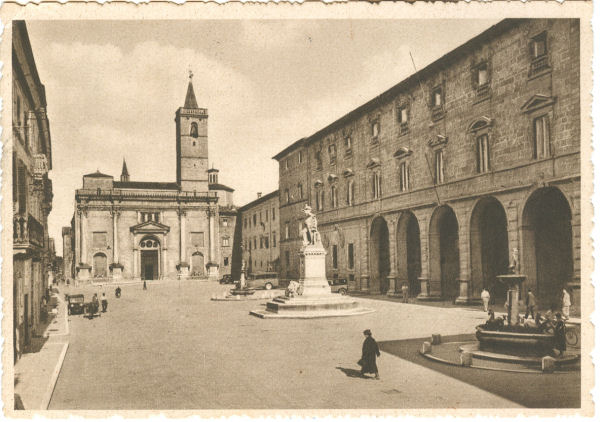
[219,274,234,284]
[67,294,86,315]
[246,272,279,290]
[328,278,348,295]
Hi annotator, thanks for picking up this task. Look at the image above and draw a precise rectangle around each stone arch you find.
[469,196,509,303]
[93,252,108,278]
[429,205,460,300]
[522,186,573,308]
[396,211,421,296]
[190,122,199,138]
[369,216,390,294]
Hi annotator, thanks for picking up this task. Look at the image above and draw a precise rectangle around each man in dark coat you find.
[554,313,567,357]
[359,329,380,379]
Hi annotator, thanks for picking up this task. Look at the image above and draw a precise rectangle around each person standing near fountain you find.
[359,329,380,380]
[554,313,567,357]
[561,288,571,320]
[524,288,537,319]
[481,288,490,312]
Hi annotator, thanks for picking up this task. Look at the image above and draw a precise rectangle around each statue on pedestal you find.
[301,204,321,247]
[509,248,519,274]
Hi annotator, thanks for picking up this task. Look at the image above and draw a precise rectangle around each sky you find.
[25,19,499,256]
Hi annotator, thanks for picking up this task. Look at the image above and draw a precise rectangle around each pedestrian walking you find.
[561,288,571,319]
[401,283,409,303]
[143,280,147,290]
[101,292,108,312]
[481,288,490,312]
[554,313,567,357]
[524,288,536,319]
[115,286,122,298]
[358,329,380,379]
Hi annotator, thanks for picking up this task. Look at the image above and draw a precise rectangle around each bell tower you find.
[176,71,209,192]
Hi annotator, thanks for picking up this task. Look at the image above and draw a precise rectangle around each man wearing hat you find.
[358,329,380,379]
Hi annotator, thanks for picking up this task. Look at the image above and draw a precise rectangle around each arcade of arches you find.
[364,187,578,310]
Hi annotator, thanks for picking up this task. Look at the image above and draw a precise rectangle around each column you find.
[209,208,215,263]
[386,216,399,297]
[455,207,472,305]
[75,210,81,263]
[417,212,431,300]
[80,209,87,263]
[359,220,370,293]
[133,247,138,278]
[179,209,186,263]
[162,234,168,279]
[112,209,119,263]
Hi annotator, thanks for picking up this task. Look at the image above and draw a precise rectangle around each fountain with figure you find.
[250,205,373,318]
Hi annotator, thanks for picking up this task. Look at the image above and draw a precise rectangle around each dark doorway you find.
[141,250,159,280]
[93,253,107,278]
[522,188,573,309]
[191,252,205,277]
[397,212,422,296]
[430,206,460,300]
[470,197,509,304]
[369,217,390,294]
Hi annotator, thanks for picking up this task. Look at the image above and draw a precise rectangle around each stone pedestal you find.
[76,264,91,281]
[417,277,430,300]
[177,262,189,278]
[110,263,123,281]
[454,279,471,305]
[496,274,526,326]
[207,262,219,280]
[251,241,373,319]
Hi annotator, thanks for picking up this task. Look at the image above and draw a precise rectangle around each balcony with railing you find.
[33,154,49,178]
[14,213,45,249]
[76,188,219,202]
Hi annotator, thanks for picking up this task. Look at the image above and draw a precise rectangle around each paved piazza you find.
[51,280,519,409]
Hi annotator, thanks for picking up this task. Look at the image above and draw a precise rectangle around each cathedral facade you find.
[70,78,236,281]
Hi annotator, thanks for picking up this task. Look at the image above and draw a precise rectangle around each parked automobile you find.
[219,274,234,284]
[246,272,279,290]
[67,294,85,315]
[328,278,348,295]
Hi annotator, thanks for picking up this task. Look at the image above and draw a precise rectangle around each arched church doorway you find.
[397,212,421,296]
[369,217,390,294]
[140,237,160,280]
[191,252,205,277]
[429,206,460,300]
[522,187,573,309]
[470,197,509,304]
[93,253,108,278]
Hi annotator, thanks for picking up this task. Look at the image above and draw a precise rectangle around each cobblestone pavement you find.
[49,279,520,409]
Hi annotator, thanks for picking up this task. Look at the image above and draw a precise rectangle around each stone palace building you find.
[69,77,236,282]
[12,21,54,358]
[274,19,580,311]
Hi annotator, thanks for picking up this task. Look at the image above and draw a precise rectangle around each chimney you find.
[257,192,262,199]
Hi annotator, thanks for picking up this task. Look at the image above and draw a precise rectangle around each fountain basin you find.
[476,325,555,357]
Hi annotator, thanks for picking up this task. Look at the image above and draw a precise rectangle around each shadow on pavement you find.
[335,366,365,379]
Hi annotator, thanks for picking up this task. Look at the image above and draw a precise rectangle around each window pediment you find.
[428,135,448,148]
[468,116,493,133]
[327,173,339,183]
[342,168,354,178]
[130,221,170,234]
[521,94,555,114]
[314,179,323,188]
[366,157,381,169]
[393,147,413,159]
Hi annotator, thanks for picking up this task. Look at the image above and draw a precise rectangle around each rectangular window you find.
[332,244,338,269]
[260,237,263,248]
[222,237,230,247]
[244,218,247,229]
[224,257,229,266]
[399,161,410,192]
[372,173,381,199]
[298,151,303,164]
[346,180,355,206]
[222,218,228,227]
[328,143,337,164]
[272,208,275,220]
[285,251,290,267]
[433,88,442,106]
[92,232,108,248]
[265,237,269,249]
[285,189,290,204]
[372,121,380,138]
[191,232,205,247]
[476,134,490,173]
[345,136,352,150]
[398,106,408,124]
[285,223,290,240]
[298,183,303,199]
[253,237,257,249]
[478,65,488,86]
[285,158,290,170]
[17,164,27,214]
[253,214,257,226]
[531,33,547,58]
[331,186,338,208]
[533,115,550,159]
[434,150,444,184]
[348,243,355,270]
[272,232,277,248]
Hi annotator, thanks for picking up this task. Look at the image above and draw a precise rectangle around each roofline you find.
[238,190,279,211]
[272,18,520,161]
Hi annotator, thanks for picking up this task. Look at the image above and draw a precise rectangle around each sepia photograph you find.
[0,2,593,417]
